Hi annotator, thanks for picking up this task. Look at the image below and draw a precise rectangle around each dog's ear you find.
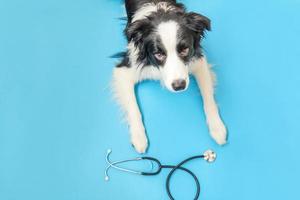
[184,12,211,33]
[125,19,152,42]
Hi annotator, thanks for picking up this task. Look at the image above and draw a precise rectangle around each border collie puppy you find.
[113,0,227,153]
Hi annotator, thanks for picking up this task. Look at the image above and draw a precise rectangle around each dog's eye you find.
[154,52,166,61]
[179,48,189,57]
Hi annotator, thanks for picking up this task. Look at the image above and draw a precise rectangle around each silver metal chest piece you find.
[203,149,217,163]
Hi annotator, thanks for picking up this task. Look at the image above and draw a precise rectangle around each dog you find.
[112,0,227,153]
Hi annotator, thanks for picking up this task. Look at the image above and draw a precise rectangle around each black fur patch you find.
[116,0,210,68]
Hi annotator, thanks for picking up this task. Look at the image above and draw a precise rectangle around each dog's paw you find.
[131,134,148,153]
[207,118,227,145]
[130,129,148,154]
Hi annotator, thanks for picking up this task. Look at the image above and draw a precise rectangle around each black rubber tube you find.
[163,155,205,200]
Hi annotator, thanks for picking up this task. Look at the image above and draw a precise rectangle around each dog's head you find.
[126,7,210,92]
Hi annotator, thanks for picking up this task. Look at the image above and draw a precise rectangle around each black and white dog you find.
[113,0,227,153]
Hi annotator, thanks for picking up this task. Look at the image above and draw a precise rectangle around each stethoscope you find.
[104,149,217,200]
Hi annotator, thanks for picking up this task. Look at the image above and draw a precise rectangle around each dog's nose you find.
[171,79,186,91]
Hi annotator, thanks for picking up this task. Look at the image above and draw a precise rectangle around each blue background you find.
[1,0,300,199]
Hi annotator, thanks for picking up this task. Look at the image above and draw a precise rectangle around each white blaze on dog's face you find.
[125,4,211,92]
[156,21,189,92]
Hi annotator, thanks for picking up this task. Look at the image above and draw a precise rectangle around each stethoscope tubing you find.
[105,149,215,200]
[165,155,204,200]
[138,156,203,199]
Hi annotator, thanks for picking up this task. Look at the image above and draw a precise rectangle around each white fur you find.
[112,67,148,153]
[157,21,190,92]
[138,66,161,81]
[190,58,227,145]
[132,2,176,22]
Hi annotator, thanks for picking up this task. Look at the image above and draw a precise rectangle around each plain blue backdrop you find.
[1,0,300,199]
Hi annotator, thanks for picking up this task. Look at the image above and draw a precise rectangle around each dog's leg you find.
[191,57,227,145]
[112,67,148,153]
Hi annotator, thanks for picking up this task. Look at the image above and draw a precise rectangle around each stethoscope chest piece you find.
[203,149,217,163]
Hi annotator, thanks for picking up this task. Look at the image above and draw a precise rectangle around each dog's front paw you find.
[130,127,148,153]
[207,118,227,145]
